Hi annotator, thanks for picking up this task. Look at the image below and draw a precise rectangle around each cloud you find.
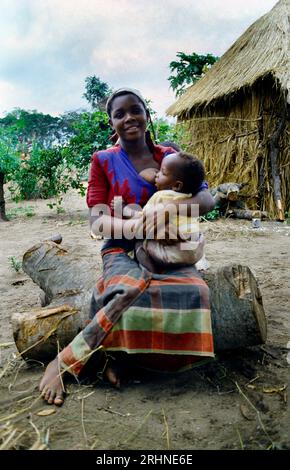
[0,0,278,117]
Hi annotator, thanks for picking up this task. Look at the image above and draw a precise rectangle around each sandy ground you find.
[0,189,289,451]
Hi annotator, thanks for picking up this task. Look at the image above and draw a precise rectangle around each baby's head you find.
[155,152,205,195]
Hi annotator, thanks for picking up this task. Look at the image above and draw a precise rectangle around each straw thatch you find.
[167,0,290,116]
[167,0,290,218]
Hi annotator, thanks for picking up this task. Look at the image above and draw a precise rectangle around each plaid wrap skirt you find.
[59,246,214,375]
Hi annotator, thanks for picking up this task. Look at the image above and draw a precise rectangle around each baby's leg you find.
[135,241,157,272]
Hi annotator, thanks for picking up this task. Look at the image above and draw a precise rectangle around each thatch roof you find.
[167,0,290,117]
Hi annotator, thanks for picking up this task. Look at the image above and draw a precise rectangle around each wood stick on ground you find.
[162,408,170,450]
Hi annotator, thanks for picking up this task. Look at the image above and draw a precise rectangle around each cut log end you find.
[203,264,267,351]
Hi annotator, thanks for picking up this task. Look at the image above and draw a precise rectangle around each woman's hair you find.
[175,152,205,195]
[106,87,148,117]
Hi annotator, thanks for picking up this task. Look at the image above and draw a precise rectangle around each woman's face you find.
[109,93,148,142]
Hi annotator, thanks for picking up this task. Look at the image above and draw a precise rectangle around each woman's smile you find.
[124,125,139,133]
[124,126,139,135]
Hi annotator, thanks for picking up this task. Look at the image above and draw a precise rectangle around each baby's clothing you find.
[141,189,204,267]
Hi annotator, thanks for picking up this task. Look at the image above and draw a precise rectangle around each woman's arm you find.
[87,153,110,209]
[87,153,130,237]
[88,154,142,237]
[90,210,137,239]
[189,190,215,216]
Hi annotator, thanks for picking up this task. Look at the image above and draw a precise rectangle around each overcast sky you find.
[0,0,278,118]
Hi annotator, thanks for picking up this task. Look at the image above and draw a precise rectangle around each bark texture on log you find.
[12,240,267,360]
[203,266,266,351]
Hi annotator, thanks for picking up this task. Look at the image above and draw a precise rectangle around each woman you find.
[40,88,215,405]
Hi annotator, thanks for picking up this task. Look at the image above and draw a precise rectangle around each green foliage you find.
[9,256,22,272]
[9,144,63,200]
[0,127,20,178]
[0,107,110,203]
[0,74,192,216]
[64,111,111,169]
[143,99,187,146]
[200,208,220,221]
[24,206,36,217]
[19,147,88,202]
[56,206,66,214]
[1,102,184,209]
[83,76,112,110]
[47,201,66,214]
[0,108,62,150]
[151,118,185,145]
[0,108,82,155]
[6,205,36,219]
[168,52,219,96]
[11,111,111,203]
[68,218,86,226]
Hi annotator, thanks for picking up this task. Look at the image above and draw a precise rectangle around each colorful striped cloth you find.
[59,247,214,376]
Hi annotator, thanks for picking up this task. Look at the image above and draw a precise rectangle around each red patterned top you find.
[86,144,177,209]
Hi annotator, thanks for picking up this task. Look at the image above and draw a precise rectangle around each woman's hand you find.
[180,190,215,216]
[110,196,124,218]
[134,203,182,244]
[110,197,142,219]
[156,190,215,217]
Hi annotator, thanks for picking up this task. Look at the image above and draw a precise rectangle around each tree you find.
[83,76,112,111]
[151,117,184,145]
[0,109,61,150]
[57,110,86,145]
[0,104,113,209]
[7,110,112,204]
[0,74,188,219]
[63,110,111,168]
[0,127,20,221]
[168,52,219,96]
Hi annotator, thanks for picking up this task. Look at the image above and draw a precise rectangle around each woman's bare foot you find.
[39,358,65,406]
[104,364,121,389]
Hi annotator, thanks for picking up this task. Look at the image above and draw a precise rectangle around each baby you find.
[112,151,206,272]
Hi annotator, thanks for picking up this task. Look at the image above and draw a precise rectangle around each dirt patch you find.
[0,190,289,450]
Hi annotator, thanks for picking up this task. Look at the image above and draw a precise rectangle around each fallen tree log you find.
[12,240,267,361]
[227,209,268,220]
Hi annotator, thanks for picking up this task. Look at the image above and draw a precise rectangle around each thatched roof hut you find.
[167,0,289,219]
